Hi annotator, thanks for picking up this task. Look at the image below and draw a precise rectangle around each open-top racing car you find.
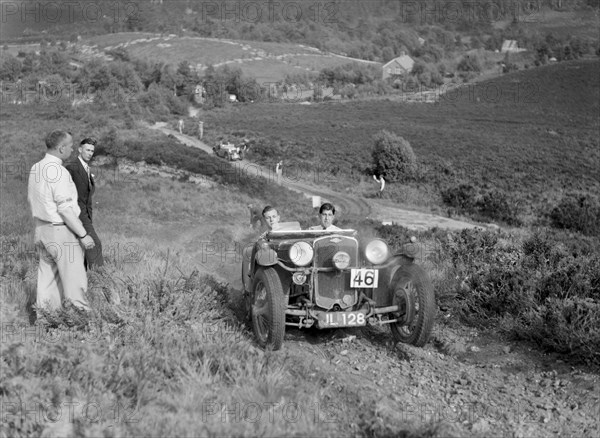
[213,142,242,161]
[243,223,436,350]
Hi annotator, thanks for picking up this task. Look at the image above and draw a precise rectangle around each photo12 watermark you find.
[0,1,140,25]
[0,80,139,105]
[378,1,542,25]
[199,1,339,24]
[1,399,139,425]
[201,401,338,424]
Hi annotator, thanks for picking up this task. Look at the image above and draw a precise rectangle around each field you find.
[84,33,380,83]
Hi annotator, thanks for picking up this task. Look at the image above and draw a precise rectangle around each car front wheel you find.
[390,264,436,347]
[251,268,285,350]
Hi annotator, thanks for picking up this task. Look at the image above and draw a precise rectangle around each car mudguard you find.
[256,247,278,266]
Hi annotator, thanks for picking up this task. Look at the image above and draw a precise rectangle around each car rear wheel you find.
[390,264,436,347]
[251,268,285,350]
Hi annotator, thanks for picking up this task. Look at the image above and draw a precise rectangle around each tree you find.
[371,130,417,182]
[0,55,22,81]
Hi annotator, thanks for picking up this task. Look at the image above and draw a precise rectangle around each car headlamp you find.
[332,251,351,270]
[365,239,390,264]
[289,241,314,267]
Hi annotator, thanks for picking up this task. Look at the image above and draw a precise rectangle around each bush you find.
[550,193,600,236]
[457,53,482,72]
[475,189,521,226]
[441,184,521,225]
[371,130,417,182]
[433,227,600,365]
[441,183,477,212]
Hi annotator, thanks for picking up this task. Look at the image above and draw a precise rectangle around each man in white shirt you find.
[373,174,385,197]
[28,131,95,312]
[310,203,341,231]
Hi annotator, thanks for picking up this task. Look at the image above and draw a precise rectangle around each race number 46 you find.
[350,269,378,288]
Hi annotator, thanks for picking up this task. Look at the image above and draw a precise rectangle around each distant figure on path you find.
[198,120,204,139]
[178,119,184,134]
[275,160,283,184]
[373,174,385,197]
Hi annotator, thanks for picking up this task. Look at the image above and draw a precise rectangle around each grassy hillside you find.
[200,58,599,220]
[1,56,599,437]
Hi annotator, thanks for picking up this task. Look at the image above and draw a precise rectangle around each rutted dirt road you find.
[150,123,483,231]
[150,123,599,438]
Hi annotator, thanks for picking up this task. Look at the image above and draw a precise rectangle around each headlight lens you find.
[332,251,351,270]
[289,241,314,266]
[365,239,390,264]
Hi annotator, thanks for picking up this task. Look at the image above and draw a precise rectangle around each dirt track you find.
[151,123,483,232]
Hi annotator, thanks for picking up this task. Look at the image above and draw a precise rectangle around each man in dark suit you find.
[66,138,104,269]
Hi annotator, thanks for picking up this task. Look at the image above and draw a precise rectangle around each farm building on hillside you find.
[501,40,526,53]
[382,53,415,80]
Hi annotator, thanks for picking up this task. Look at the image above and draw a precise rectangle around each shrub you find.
[457,53,482,72]
[550,193,600,236]
[371,130,417,182]
[441,183,477,212]
[475,189,521,225]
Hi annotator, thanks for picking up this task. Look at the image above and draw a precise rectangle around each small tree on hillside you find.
[371,130,417,181]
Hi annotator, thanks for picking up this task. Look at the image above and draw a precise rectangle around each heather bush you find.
[432,227,600,365]
[550,192,600,236]
[441,184,521,225]
[371,130,417,182]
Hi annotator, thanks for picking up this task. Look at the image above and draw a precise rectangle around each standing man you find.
[275,160,283,184]
[373,174,385,197]
[310,202,341,230]
[198,120,204,139]
[66,138,104,269]
[178,119,184,134]
[28,130,95,311]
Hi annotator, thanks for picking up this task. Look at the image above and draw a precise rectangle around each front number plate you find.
[318,311,367,328]
[350,268,379,288]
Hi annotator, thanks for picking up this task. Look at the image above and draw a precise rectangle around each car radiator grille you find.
[313,235,359,310]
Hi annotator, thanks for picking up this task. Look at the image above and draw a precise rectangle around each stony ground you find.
[281,323,600,437]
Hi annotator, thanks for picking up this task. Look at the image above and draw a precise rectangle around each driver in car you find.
[310,202,341,231]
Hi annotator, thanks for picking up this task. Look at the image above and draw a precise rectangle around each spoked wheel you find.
[390,264,436,347]
[251,268,285,350]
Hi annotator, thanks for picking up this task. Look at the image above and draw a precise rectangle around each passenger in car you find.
[243,206,281,292]
[310,202,341,231]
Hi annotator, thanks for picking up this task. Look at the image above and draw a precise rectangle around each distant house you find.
[501,40,526,53]
[382,53,415,80]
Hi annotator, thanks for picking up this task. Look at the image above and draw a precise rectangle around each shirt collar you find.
[44,153,63,165]
[78,156,89,170]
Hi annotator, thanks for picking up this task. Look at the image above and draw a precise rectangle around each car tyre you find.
[390,264,436,347]
[251,268,285,350]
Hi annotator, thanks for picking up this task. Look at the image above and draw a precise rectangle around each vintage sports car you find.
[213,142,242,161]
[243,223,436,350]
